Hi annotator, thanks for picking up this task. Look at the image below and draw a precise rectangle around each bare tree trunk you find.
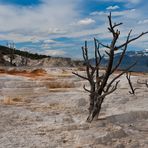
[87,95,103,122]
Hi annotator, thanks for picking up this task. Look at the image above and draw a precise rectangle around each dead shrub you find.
[0,68,6,73]
[77,67,85,71]
[47,81,75,89]
[3,96,23,105]
[31,69,47,75]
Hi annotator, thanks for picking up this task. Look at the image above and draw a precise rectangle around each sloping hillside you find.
[0,45,83,67]
[0,45,50,60]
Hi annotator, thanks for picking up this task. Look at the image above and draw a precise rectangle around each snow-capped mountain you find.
[120,49,148,57]
[114,50,148,72]
[90,49,148,72]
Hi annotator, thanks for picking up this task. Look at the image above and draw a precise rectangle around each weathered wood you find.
[73,13,148,122]
[126,72,139,95]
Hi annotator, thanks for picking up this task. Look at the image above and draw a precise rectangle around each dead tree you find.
[126,72,138,95]
[73,13,148,122]
[137,79,148,88]
[7,42,15,65]
[21,50,28,66]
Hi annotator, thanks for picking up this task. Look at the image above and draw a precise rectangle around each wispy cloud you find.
[90,9,136,18]
[76,18,95,25]
[0,0,79,42]
[106,5,119,10]
[43,39,56,44]
[125,0,141,4]
[138,19,148,24]
[42,49,66,56]
[102,0,141,4]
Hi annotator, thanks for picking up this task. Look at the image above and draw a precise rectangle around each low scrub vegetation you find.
[47,81,75,89]
[2,96,24,105]
[0,68,47,77]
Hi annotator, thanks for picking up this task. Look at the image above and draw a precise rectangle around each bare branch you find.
[105,62,136,92]
[99,80,120,100]
[94,38,103,64]
[82,47,86,61]
[126,72,138,95]
[105,50,111,57]
[108,12,115,35]
[99,12,122,92]
[111,30,132,74]
[83,85,92,93]
[113,22,123,28]
[137,79,148,88]
[72,72,89,81]
[117,31,148,49]
[99,42,110,49]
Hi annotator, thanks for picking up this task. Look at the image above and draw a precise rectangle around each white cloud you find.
[106,5,120,10]
[138,19,148,24]
[76,18,95,25]
[41,44,51,49]
[126,0,141,4]
[43,39,56,43]
[90,9,136,17]
[0,0,79,42]
[0,33,34,43]
[102,0,141,4]
[31,40,40,43]
[67,25,108,38]
[43,50,66,56]
[112,9,136,17]
[90,11,107,16]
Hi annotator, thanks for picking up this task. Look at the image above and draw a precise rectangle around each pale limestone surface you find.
[0,68,148,148]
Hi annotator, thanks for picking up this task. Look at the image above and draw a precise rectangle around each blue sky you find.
[0,0,147,59]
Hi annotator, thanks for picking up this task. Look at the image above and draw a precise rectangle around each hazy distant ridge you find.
[90,50,148,72]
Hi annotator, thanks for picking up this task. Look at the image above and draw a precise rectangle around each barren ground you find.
[0,67,148,148]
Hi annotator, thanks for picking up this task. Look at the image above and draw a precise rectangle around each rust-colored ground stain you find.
[0,68,47,78]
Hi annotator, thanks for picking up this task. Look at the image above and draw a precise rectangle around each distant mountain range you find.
[90,49,148,72]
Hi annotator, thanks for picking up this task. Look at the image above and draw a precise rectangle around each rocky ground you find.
[0,67,148,148]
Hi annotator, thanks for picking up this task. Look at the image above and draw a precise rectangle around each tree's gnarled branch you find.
[137,79,148,88]
[108,12,114,35]
[105,50,111,57]
[108,12,121,38]
[99,80,120,100]
[94,38,102,78]
[83,85,92,93]
[105,62,137,92]
[72,72,89,81]
[82,41,92,81]
[94,38,102,66]
[126,72,138,95]
[98,13,122,94]
[82,41,88,61]
[113,22,123,28]
[99,42,110,49]
[117,31,148,49]
[111,30,132,74]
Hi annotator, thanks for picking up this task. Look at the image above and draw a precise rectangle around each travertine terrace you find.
[0,67,148,148]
